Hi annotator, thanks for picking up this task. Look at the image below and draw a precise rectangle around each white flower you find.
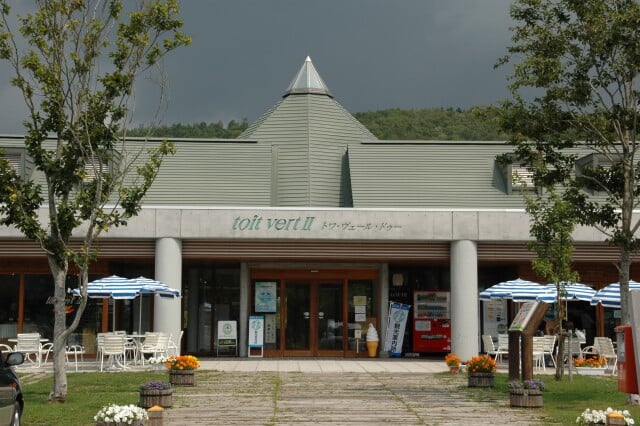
[576,407,634,425]
[94,404,148,424]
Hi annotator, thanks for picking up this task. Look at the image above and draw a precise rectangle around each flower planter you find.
[96,422,144,426]
[449,365,460,375]
[468,373,494,388]
[575,367,606,376]
[169,370,196,386]
[139,388,173,408]
[509,389,543,408]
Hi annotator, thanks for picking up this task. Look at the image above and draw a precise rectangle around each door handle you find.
[304,311,310,319]
[318,312,325,319]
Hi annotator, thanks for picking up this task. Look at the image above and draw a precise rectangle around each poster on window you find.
[255,281,277,312]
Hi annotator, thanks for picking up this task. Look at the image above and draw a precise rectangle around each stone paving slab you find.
[162,368,551,425]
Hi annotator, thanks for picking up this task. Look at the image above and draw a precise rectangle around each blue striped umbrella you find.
[479,278,551,302]
[131,276,181,298]
[72,275,181,332]
[590,280,640,308]
[537,282,596,303]
[72,275,139,299]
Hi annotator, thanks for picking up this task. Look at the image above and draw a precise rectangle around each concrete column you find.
[450,240,478,361]
[379,263,389,358]
[239,263,249,357]
[154,238,182,349]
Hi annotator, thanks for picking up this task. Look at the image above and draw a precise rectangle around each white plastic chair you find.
[65,345,85,371]
[542,334,557,368]
[482,335,507,363]
[100,334,127,371]
[15,333,44,367]
[167,330,183,357]
[532,336,546,371]
[140,332,169,365]
[594,337,617,374]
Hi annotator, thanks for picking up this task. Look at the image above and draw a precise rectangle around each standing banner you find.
[384,302,411,356]
[248,315,264,357]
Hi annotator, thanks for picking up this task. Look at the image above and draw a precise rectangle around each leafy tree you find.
[497,0,640,326]
[128,119,249,138]
[525,189,580,380]
[0,0,190,401]
[353,107,508,140]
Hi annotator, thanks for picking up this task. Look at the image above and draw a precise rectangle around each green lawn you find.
[18,370,640,425]
[490,373,640,424]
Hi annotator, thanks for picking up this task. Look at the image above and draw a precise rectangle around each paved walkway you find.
[158,358,551,425]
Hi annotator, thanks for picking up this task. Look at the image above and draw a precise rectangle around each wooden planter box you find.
[510,389,543,408]
[139,388,173,408]
[170,370,196,386]
[468,373,494,388]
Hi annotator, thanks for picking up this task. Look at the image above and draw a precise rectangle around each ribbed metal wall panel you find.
[0,239,155,258]
[182,240,450,261]
[478,242,623,262]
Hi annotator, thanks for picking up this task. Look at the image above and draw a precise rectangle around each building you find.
[0,57,634,360]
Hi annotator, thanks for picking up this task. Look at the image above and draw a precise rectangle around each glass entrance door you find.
[317,283,343,355]
[284,283,311,354]
[283,280,344,356]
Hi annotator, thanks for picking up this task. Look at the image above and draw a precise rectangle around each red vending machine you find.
[412,290,451,353]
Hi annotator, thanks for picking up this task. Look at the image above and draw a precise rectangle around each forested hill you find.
[129,106,507,140]
[353,107,507,140]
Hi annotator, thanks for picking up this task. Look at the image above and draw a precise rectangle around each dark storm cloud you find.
[0,0,515,133]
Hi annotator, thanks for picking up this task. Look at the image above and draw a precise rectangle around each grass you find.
[19,369,640,425]
[21,371,164,425]
[491,373,640,424]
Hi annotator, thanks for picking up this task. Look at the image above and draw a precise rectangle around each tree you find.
[497,0,640,327]
[524,189,580,380]
[0,0,190,401]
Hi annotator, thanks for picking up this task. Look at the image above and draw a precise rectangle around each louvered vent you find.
[83,158,108,181]
[5,153,22,175]
[510,165,534,190]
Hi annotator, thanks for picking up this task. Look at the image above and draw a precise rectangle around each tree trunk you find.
[47,257,90,402]
[49,260,69,402]
[620,249,632,326]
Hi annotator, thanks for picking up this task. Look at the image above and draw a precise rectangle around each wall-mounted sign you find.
[255,281,277,313]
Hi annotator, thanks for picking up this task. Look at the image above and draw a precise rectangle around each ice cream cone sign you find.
[366,323,379,357]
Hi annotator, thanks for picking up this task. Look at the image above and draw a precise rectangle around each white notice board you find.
[248,315,264,357]
[216,321,237,356]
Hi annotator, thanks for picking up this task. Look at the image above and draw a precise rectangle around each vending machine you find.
[412,290,451,353]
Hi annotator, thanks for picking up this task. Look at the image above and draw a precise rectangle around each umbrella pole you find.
[139,296,142,335]
[112,299,116,332]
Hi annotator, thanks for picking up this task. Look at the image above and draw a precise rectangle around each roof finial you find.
[284,56,332,98]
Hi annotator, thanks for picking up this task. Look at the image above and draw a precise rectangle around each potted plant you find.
[94,404,148,425]
[465,355,497,387]
[508,379,545,408]
[574,355,607,375]
[148,356,168,371]
[576,408,634,425]
[139,380,173,408]
[165,354,201,386]
[444,353,461,374]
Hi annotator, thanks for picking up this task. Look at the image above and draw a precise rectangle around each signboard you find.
[384,302,411,356]
[217,321,237,342]
[508,302,539,332]
[216,321,237,356]
[249,316,264,346]
[255,282,277,313]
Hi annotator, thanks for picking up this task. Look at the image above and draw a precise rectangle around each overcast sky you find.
[0,1,516,134]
